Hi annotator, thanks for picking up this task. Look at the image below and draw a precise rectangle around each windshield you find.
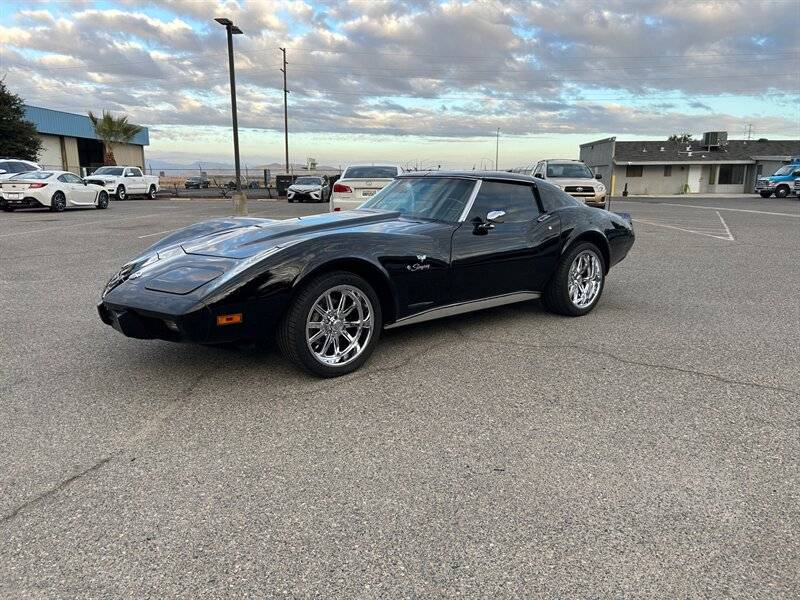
[546,163,594,178]
[773,165,798,176]
[343,166,398,179]
[360,177,475,222]
[93,167,124,176]
[294,177,322,185]
[11,171,53,180]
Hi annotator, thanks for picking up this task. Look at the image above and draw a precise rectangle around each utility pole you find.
[746,123,753,140]
[215,17,246,216]
[495,128,500,171]
[280,47,289,174]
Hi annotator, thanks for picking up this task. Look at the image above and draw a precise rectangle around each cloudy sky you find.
[1,0,798,169]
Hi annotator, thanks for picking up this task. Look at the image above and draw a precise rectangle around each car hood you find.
[288,185,321,191]
[181,209,402,259]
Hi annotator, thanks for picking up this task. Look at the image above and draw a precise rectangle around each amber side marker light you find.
[217,313,243,326]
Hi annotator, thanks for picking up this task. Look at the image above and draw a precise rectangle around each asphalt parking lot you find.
[1,195,798,597]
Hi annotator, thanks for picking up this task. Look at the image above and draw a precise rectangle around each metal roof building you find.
[23,105,150,174]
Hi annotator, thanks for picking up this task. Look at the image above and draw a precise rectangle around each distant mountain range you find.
[144,159,340,174]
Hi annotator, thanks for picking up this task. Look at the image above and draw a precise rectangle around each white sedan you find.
[330,164,402,211]
[0,170,110,212]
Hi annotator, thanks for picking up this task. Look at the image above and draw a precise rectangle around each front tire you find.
[543,242,605,316]
[96,191,109,209]
[277,271,382,377]
[775,186,789,198]
[759,191,772,198]
[148,185,157,200]
[116,185,126,201]
[50,191,66,212]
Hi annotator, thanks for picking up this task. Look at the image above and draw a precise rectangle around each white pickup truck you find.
[85,166,160,200]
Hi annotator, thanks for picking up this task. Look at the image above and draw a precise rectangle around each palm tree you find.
[88,110,143,165]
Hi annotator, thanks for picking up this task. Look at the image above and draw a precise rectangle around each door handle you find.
[537,213,552,222]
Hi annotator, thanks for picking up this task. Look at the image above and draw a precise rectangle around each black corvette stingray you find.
[99,172,634,376]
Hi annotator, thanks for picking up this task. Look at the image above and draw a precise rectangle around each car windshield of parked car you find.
[94,167,124,176]
[773,165,797,176]
[11,171,53,180]
[546,163,594,178]
[295,177,322,185]
[360,177,475,222]
[343,166,398,179]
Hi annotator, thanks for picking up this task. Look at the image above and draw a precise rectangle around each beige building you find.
[580,134,800,195]
[24,105,149,175]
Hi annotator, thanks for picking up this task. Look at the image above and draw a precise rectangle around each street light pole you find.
[215,17,246,216]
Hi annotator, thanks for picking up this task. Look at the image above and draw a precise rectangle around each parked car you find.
[532,159,606,208]
[0,158,40,181]
[0,170,109,212]
[287,176,330,203]
[98,171,634,377]
[84,166,160,200]
[755,158,800,198]
[184,176,210,189]
[330,164,402,211]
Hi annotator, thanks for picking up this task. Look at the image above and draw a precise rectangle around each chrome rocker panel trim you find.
[385,291,541,329]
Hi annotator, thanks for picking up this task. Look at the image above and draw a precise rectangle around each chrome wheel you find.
[306,284,373,367]
[568,250,603,309]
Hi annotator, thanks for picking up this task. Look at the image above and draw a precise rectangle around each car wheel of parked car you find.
[543,242,605,317]
[116,185,126,201]
[50,191,67,212]
[775,186,789,198]
[277,271,382,377]
[2,205,14,212]
[96,191,109,209]
[759,191,772,198]
[148,185,157,200]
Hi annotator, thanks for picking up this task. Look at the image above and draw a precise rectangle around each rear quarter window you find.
[537,182,583,212]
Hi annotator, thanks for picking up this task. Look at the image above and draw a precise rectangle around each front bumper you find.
[287,190,321,202]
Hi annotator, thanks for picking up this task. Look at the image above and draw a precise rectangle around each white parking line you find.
[633,210,734,241]
[616,201,800,218]
[0,208,200,239]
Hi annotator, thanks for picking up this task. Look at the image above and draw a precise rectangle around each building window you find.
[717,165,745,185]
[663,165,672,177]
[626,165,643,177]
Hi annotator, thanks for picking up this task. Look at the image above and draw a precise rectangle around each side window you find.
[537,183,581,212]
[131,168,143,177]
[467,181,539,223]
[124,168,134,177]
[10,162,26,173]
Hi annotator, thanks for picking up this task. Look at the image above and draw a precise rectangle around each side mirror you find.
[595,173,602,180]
[83,179,88,185]
[474,210,506,234]
[534,173,543,179]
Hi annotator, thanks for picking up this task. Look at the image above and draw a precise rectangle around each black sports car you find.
[98,172,634,376]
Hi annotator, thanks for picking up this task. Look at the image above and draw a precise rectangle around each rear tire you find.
[542,242,605,317]
[277,271,382,377]
[116,185,126,201]
[50,191,66,212]
[759,191,772,198]
[775,186,789,198]
[148,185,157,200]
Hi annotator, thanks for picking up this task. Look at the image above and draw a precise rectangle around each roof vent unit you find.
[702,131,728,149]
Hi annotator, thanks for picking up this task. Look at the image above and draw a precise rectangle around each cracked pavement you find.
[1,196,798,597]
